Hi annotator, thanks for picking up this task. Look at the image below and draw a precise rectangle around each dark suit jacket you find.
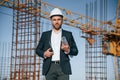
[36,29,78,75]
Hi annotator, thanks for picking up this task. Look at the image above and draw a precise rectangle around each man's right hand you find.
[44,48,53,58]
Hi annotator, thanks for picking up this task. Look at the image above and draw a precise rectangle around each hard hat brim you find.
[50,15,63,18]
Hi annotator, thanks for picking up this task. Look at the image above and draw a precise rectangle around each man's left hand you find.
[61,43,70,54]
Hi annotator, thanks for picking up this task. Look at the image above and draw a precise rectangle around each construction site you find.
[0,0,120,80]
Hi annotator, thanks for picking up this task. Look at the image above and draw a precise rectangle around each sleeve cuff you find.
[64,48,70,54]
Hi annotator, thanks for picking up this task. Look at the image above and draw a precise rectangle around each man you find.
[36,8,78,80]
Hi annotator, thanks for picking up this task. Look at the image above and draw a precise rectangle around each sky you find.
[0,0,118,80]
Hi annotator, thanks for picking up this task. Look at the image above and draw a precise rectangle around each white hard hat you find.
[49,8,63,18]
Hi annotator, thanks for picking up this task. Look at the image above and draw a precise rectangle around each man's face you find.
[51,15,63,30]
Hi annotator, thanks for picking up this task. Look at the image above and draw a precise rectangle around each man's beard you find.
[53,24,62,30]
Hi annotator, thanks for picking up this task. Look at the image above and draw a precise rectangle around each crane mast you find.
[116,0,120,29]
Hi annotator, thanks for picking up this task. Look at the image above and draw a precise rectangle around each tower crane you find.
[100,0,120,80]
[0,0,120,80]
[0,0,110,46]
[0,0,105,80]
[102,0,120,56]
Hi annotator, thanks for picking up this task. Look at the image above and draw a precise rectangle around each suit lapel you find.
[47,30,52,48]
[62,29,65,37]
[48,30,52,41]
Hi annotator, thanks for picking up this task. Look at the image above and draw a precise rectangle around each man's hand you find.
[44,48,53,58]
[61,43,70,54]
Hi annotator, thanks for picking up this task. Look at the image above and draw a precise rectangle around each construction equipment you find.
[102,0,120,56]
[0,0,119,80]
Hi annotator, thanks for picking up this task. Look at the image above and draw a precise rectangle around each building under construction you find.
[0,0,120,80]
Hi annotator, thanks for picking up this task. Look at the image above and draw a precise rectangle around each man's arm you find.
[36,32,53,59]
[69,32,78,56]
[61,32,78,56]
[36,33,45,58]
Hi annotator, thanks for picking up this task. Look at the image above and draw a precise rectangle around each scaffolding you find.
[84,0,107,80]
[10,0,41,80]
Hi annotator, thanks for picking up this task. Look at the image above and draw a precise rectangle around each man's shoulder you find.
[42,29,72,34]
[42,30,52,34]
[62,29,72,34]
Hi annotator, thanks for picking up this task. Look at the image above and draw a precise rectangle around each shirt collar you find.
[52,28,62,34]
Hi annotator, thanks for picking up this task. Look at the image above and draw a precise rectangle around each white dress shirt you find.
[51,29,62,61]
